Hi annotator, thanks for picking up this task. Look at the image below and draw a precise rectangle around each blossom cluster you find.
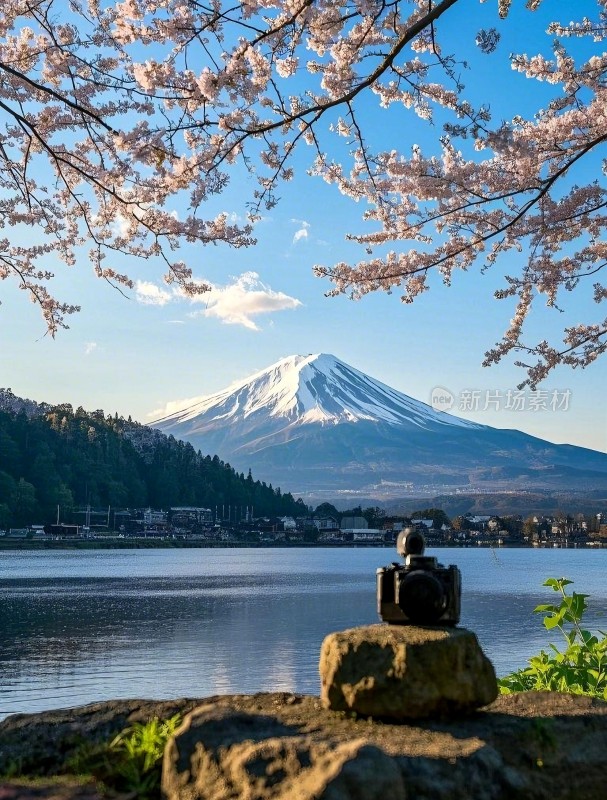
[0,0,604,384]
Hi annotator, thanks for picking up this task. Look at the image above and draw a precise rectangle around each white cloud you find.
[135,280,172,306]
[188,271,302,331]
[134,273,300,331]
[114,214,131,238]
[291,218,310,244]
[147,394,205,421]
[84,342,97,356]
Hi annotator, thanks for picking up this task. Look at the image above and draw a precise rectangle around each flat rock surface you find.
[319,624,498,719]
[2,692,606,799]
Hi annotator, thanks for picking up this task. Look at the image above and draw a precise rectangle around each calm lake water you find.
[1,546,606,720]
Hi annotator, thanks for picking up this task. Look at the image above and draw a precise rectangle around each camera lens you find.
[398,572,446,624]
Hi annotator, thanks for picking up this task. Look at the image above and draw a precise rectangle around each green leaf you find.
[499,577,607,702]
[580,631,598,647]
[542,577,573,591]
[566,630,577,646]
[544,612,564,630]
[534,603,558,614]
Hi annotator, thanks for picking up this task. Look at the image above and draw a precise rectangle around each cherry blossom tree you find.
[1,0,606,385]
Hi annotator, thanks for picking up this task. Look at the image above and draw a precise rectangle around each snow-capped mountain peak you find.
[153,353,479,430]
[151,353,607,498]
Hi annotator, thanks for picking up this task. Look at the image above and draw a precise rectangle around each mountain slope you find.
[0,390,306,525]
[153,353,481,430]
[152,354,607,498]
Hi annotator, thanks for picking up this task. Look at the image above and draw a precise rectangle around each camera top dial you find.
[396,527,425,558]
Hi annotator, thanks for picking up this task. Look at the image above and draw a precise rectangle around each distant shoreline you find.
[0,538,386,550]
[0,538,602,550]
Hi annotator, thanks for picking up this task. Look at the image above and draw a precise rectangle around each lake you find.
[1,546,606,721]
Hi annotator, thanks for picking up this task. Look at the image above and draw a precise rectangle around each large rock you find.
[2,692,607,800]
[0,698,203,778]
[319,624,497,719]
[160,692,607,800]
[162,703,406,800]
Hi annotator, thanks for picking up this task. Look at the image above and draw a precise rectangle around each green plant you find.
[0,757,25,779]
[499,578,607,699]
[66,713,182,799]
[521,718,557,769]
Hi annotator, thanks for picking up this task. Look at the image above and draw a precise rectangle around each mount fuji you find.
[152,354,607,498]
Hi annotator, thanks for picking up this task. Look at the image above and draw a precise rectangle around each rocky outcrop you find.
[319,624,498,719]
[160,692,607,800]
[2,692,607,800]
[161,702,406,800]
[0,698,203,778]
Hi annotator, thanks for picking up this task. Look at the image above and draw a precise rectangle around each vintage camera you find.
[376,528,461,625]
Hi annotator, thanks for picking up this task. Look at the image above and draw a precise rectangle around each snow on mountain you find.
[153,353,480,430]
[151,354,607,499]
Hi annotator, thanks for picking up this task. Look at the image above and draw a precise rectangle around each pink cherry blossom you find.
[0,0,604,385]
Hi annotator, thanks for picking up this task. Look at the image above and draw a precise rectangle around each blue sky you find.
[1,0,606,456]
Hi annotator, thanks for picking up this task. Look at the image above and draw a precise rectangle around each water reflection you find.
[1,548,606,719]
[0,574,377,717]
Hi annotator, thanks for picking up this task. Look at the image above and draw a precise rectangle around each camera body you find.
[377,528,461,626]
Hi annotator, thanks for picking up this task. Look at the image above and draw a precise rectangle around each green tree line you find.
[0,406,306,528]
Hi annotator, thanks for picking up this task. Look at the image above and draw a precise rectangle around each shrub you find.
[66,713,182,798]
[498,577,607,699]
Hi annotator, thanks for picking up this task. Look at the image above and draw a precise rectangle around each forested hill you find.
[0,390,307,527]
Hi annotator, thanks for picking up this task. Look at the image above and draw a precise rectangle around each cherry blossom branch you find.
[0,61,116,133]
[0,0,605,389]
